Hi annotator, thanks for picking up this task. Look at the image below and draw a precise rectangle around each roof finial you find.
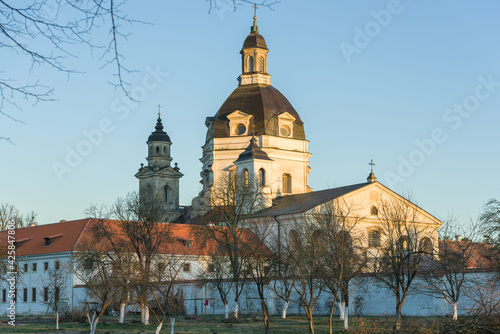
[369,159,375,172]
[251,4,259,34]
[157,104,162,116]
[367,159,377,183]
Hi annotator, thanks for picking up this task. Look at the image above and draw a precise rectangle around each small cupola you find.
[238,5,271,85]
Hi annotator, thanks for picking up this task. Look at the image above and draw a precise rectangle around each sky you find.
[1,0,499,227]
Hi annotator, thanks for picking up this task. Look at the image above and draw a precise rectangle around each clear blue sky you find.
[2,0,499,227]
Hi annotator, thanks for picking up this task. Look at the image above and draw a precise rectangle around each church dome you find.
[212,83,305,140]
[147,115,171,142]
[242,33,268,50]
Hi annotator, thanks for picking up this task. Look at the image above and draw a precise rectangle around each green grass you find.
[0,314,445,333]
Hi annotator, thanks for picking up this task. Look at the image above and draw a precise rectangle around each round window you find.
[280,126,290,137]
[235,124,246,135]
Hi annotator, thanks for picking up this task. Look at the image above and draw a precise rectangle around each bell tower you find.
[135,106,183,214]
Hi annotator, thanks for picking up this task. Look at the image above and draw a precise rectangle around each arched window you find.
[164,185,170,203]
[336,230,353,249]
[420,237,433,255]
[283,173,292,193]
[371,206,378,216]
[156,146,159,154]
[258,168,266,187]
[243,169,249,187]
[398,236,409,253]
[368,230,380,247]
[163,146,167,154]
[259,57,264,72]
[248,56,254,72]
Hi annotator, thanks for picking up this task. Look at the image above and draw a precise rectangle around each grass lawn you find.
[0,314,446,333]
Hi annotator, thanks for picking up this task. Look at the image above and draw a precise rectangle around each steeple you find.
[146,107,172,168]
[238,6,271,86]
[135,106,184,215]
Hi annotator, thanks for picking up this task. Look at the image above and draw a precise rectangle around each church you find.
[3,13,472,319]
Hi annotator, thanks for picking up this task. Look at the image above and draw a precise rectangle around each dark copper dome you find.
[212,84,305,140]
[242,33,268,50]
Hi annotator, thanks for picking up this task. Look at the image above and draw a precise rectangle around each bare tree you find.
[0,202,37,230]
[198,251,234,319]
[0,0,142,142]
[465,272,500,317]
[371,195,438,333]
[284,215,326,334]
[481,198,500,274]
[420,221,481,320]
[73,218,133,334]
[244,218,275,334]
[85,191,173,326]
[312,200,366,332]
[39,267,67,330]
[193,172,265,319]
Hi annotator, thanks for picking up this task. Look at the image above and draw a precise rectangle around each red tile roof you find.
[0,219,263,257]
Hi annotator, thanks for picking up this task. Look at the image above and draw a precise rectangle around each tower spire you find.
[251,4,259,34]
[367,159,377,183]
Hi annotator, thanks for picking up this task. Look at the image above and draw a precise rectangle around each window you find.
[146,185,153,202]
[243,169,249,187]
[420,237,433,255]
[158,263,165,273]
[23,288,28,302]
[2,289,6,302]
[258,168,266,187]
[32,288,36,302]
[282,173,292,193]
[44,288,49,302]
[184,241,192,248]
[44,262,49,271]
[163,146,167,154]
[164,185,170,203]
[371,206,378,216]
[235,123,246,135]
[207,264,215,273]
[55,261,60,270]
[156,146,159,153]
[24,263,28,272]
[398,236,409,252]
[32,263,37,272]
[248,56,254,72]
[259,57,264,72]
[183,263,191,273]
[368,230,380,247]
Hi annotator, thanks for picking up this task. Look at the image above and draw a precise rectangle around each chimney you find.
[29,222,36,227]
[455,235,462,242]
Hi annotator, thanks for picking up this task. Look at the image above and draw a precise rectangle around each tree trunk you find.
[306,309,315,334]
[119,302,126,323]
[141,305,150,325]
[89,317,99,334]
[394,304,402,333]
[224,303,229,320]
[155,322,163,334]
[234,301,239,319]
[261,299,270,334]
[56,312,59,330]
[170,317,175,334]
[343,305,349,330]
[282,301,289,319]
[453,301,458,321]
[339,301,345,320]
[329,301,335,334]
